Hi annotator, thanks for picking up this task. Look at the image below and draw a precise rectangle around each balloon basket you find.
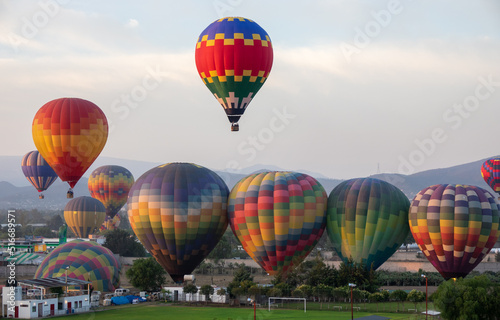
[67,190,74,199]
[231,123,239,132]
[39,194,44,200]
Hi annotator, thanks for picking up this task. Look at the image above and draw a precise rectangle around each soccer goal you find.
[268,297,306,313]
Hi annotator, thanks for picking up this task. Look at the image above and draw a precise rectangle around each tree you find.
[369,292,384,312]
[207,233,231,260]
[227,264,254,298]
[407,289,425,311]
[126,257,166,291]
[183,283,198,301]
[103,228,146,257]
[433,276,500,320]
[200,285,214,302]
[47,214,64,230]
[390,289,408,312]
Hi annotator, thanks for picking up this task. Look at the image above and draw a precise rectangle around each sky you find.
[1,0,499,180]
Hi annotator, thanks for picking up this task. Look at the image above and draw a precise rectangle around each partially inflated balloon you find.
[127,163,228,283]
[88,165,134,218]
[228,171,327,276]
[481,158,500,194]
[195,17,273,131]
[21,150,58,197]
[100,214,121,231]
[32,98,108,192]
[409,184,500,279]
[34,239,121,292]
[327,178,410,271]
[64,196,106,238]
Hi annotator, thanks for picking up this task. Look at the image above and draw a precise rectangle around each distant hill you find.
[0,155,496,210]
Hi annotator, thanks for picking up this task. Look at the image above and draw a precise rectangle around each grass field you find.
[54,304,428,320]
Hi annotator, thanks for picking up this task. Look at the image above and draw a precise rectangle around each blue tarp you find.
[111,295,146,305]
[111,296,130,305]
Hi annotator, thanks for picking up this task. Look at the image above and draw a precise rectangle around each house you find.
[2,277,91,319]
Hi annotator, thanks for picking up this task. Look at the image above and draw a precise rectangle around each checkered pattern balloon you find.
[127,163,229,283]
[195,17,273,130]
[64,196,106,238]
[327,178,410,271]
[228,171,327,276]
[21,150,58,192]
[88,165,134,218]
[34,239,121,292]
[32,98,108,188]
[409,184,500,279]
[481,158,500,194]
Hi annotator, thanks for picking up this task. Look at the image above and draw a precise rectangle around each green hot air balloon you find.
[326,177,410,270]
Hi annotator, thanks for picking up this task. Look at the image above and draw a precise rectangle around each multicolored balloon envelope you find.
[127,163,229,283]
[228,171,327,277]
[64,196,106,238]
[21,150,58,197]
[34,239,121,292]
[409,184,500,280]
[32,97,108,191]
[327,178,410,271]
[100,214,121,231]
[88,165,135,218]
[481,158,500,194]
[195,17,273,131]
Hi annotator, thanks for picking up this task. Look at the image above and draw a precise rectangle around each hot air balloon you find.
[100,214,121,231]
[195,17,273,131]
[127,163,229,283]
[326,178,410,271]
[64,196,106,238]
[88,165,134,218]
[409,184,500,279]
[481,158,500,196]
[32,97,108,198]
[21,150,58,199]
[228,171,327,277]
[34,239,121,292]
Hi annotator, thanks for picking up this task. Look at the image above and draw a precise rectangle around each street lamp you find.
[65,266,70,294]
[421,274,428,320]
[348,283,356,320]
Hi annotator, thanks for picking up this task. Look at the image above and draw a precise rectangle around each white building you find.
[2,277,92,319]
[162,285,228,303]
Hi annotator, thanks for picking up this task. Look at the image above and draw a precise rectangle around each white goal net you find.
[268,297,306,313]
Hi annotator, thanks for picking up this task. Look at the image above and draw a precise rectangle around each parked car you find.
[114,288,130,296]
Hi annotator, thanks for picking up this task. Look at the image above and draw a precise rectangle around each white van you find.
[114,288,130,296]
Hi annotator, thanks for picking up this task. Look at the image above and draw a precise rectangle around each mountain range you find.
[0,155,496,210]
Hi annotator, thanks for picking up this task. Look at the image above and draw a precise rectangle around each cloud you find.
[126,18,139,28]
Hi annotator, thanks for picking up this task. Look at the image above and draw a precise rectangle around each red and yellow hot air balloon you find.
[228,171,327,277]
[195,17,273,131]
[409,184,500,280]
[32,98,108,198]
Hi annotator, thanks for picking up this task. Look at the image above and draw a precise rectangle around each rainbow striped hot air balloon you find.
[88,165,134,218]
[21,150,58,199]
[34,239,121,292]
[228,171,327,277]
[195,17,273,131]
[64,196,106,238]
[409,184,500,280]
[127,163,228,283]
[326,178,410,271]
[481,158,500,195]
